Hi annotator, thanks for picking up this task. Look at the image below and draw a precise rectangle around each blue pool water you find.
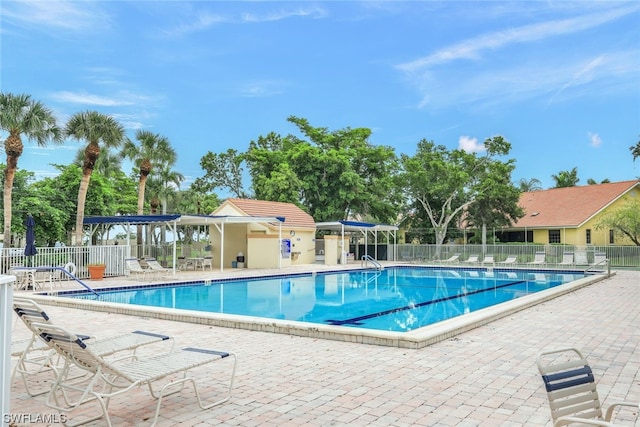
[67,267,584,332]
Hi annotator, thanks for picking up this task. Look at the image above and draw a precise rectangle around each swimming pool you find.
[62,267,585,333]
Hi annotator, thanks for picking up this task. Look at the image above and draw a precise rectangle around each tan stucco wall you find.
[247,234,286,268]
[209,202,318,267]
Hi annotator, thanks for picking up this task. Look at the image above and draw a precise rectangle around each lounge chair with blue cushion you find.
[31,321,236,427]
[537,347,638,426]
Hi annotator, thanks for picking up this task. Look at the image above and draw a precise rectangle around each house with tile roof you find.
[211,199,317,268]
[497,180,640,245]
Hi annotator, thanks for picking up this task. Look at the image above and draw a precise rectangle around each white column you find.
[1,275,16,427]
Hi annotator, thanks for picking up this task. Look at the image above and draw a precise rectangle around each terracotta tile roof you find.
[222,198,316,228]
[514,180,639,228]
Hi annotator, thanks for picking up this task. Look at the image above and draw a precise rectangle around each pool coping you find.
[26,266,611,349]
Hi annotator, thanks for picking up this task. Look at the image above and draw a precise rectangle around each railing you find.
[0,243,214,278]
[361,254,383,270]
[0,245,128,278]
[394,244,640,269]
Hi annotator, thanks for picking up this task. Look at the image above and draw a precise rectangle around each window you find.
[586,229,591,245]
[609,230,615,244]
[549,230,561,244]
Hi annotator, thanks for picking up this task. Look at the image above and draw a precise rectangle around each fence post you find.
[0,274,15,427]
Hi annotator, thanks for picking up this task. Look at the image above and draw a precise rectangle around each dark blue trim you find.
[325,280,527,326]
[183,347,229,358]
[542,366,594,392]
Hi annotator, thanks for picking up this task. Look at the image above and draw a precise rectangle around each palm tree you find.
[0,93,62,246]
[551,167,579,188]
[121,130,176,216]
[121,130,176,246]
[517,177,542,192]
[147,165,185,244]
[73,146,123,177]
[148,164,184,215]
[65,111,126,244]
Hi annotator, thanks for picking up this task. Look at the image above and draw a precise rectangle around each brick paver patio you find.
[7,270,639,426]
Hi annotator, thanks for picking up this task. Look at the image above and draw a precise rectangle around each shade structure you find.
[24,214,37,258]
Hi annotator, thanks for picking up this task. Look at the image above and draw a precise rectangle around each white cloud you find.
[588,132,602,148]
[241,6,327,23]
[162,11,227,38]
[1,1,110,32]
[397,5,639,73]
[238,81,286,98]
[50,91,135,107]
[458,136,485,153]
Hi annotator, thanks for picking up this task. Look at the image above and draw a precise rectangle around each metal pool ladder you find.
[361,254,383,271]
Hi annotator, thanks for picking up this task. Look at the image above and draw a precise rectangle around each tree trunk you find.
[74,171,92,245]
[136,175,147,247]
[3,164,16,247]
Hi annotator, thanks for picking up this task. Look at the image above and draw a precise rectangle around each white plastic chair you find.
[537,347,638,426]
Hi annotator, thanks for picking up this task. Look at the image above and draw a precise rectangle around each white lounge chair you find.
[12,297,173,397]
[146,258,172,277]
[463,255,480,264]
[537,347,639,426]
[125,258,149,280]
[32,321,236,427]
[481,254,495,265]
[439,254,461,263]
[557,252,574,267]
[593,252,608,268]
[575,251,589,266]
[498,255,518,265]
[528,251,546,266]
[202,256,213,270]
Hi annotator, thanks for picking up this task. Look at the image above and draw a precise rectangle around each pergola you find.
[315,220,399,261]
[84,214,285,272]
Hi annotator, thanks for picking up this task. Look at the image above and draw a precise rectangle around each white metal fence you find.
[393,244,640,268]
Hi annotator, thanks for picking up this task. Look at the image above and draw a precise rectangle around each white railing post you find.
[1,274,15,427]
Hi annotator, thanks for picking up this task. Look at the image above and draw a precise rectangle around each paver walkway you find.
[7,270,640,426]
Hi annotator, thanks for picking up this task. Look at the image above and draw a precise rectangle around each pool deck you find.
[7,266,640,426]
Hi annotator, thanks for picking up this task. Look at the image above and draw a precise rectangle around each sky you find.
[1,0,639,194]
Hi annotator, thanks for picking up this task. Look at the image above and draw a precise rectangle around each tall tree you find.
[466,137,524,249]
[244,132,302,203]
[147,164,184,215]
[121,130,176,216]
[65,111,126,244]
[243,117,401,222]
[193,148,247,198]
[517,177,542,192]
[399,137,520,258]
[74,146,123,178]
[0,93,62,246]
[551,167,579,188]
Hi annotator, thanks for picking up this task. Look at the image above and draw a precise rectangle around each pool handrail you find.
[50,266,99,296]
